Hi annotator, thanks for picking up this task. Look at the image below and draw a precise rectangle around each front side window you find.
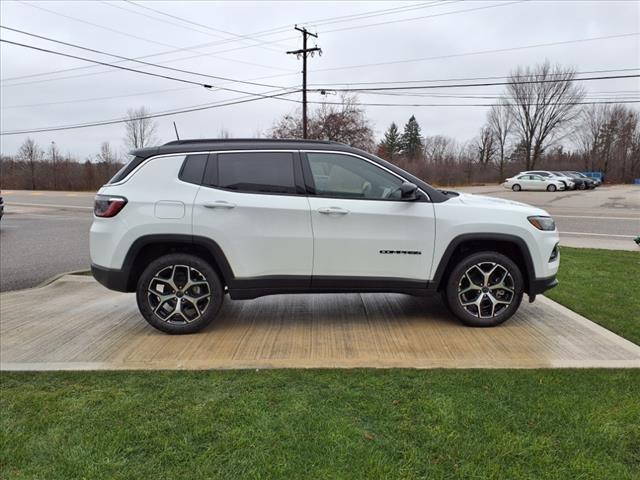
[217,152,296,194]
[306,152,404,200]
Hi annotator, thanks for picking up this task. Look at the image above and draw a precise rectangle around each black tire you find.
[547,184,557,192]
[444,251,524,327]
[136,253,224,334]
[512,184,521,192]
[578,182,586,190]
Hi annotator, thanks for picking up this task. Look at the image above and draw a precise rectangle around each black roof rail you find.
[162,138,341,146]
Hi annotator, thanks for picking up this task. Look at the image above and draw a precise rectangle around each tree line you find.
[1,107,156,191]
[1,63,638,190]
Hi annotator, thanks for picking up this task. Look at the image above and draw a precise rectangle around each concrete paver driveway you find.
[1,275,639,370]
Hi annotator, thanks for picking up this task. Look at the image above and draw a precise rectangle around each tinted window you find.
[179,154,208,184]
[218,152,296,194]
[108,154,142,184]
[307,152,404,200]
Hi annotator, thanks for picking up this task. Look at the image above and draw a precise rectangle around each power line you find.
[0,39,214,88]
[320,0,525,34]
[14,1,296,78]
[1,86,197,110]
[0,26,287,90]
[298,1,459,29]
[312,32,640,73]
[310,74,640,93]
[123,0,288,52]
[0,89,302,136]
[308,98,640,108]
[310,68,640,87]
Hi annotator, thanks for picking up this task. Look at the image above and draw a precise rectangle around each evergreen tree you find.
[379,122,402,160]
[401,115,424,161]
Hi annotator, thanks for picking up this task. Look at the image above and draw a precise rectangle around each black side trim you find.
[229,276,433,300]
[432,233,536,294]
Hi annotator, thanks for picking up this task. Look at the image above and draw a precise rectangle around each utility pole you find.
[287,26,321,139]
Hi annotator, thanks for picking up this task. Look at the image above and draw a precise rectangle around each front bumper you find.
[528,275,558,301]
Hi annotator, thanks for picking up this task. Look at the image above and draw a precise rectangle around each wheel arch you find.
[432,233,535,294]
[120,234,234,292]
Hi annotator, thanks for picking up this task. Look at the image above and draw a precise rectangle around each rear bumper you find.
[91,264,130,292]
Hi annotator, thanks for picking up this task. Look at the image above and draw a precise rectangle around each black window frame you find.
[300,151,427,202]
[178,153,209,185]
[201,150,306,196]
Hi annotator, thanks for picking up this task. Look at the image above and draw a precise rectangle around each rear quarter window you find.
[179,154,208,185]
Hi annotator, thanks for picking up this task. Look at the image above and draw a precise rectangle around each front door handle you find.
[318,206,350,215]
[203,201,236,209]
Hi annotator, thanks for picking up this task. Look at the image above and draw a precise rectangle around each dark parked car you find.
[0,193,4,221]
[555,171,596,190]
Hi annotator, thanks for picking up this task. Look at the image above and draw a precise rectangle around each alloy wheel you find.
[147,264,211,324]
[457,262,515,319]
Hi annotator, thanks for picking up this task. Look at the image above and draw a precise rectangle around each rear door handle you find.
[318,206,349,215]
[203,201,236,209]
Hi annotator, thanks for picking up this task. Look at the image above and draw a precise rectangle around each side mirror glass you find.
[400,182,419,200]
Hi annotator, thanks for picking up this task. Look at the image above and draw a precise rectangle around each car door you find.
[302,151,435,283]
[529,175,546,190]
[192,150,313,279]
[516,175,532,190]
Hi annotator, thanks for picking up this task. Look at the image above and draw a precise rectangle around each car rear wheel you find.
[136,253,224,334]
[512,184,521,192]
[547,184,557,192]
[444,252,524,327]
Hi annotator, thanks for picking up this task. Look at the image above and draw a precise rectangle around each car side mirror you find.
[400,182,419,200]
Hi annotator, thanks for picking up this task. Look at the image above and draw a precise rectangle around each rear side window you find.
[217,152,296,194]
[108,154,143,184]
[179,154,208,185]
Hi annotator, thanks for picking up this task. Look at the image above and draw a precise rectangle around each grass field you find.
[1,248,638,479]
[547,247,640,345]
[1,370,639,479]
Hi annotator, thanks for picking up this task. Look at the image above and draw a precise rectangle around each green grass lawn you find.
[2,248,639,479]
[2,370,639,480]
[546,247,640,345]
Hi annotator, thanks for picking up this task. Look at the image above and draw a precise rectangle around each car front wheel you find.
[444,252,524,327]
[512,184,521,192]
[547,184,557,192]
[136,253,224,334]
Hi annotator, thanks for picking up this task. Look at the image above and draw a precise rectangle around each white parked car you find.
[522,171,575,190]
[504,174,565,192]
[91,139,559,333]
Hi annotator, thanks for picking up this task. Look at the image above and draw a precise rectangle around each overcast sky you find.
[1,0,638,159]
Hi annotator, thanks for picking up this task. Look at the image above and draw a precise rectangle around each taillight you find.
[94,195,127,218]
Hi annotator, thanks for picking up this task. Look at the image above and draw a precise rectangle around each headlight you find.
[528,216,556,231]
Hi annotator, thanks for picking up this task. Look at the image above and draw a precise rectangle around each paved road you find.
[0,203,92,291]
[1,186,638,291]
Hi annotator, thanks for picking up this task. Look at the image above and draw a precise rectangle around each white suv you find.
[91,139,559,334]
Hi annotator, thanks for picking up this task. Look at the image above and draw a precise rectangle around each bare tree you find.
[17,138,43,190]
[506,61,585,169]
[574,104,611,171]
[95,141,116,164]
[487,102,513,182]
[270,94,375,151]
[48,141,61,190]
[124,106,158,150]
[476,126,496,167]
